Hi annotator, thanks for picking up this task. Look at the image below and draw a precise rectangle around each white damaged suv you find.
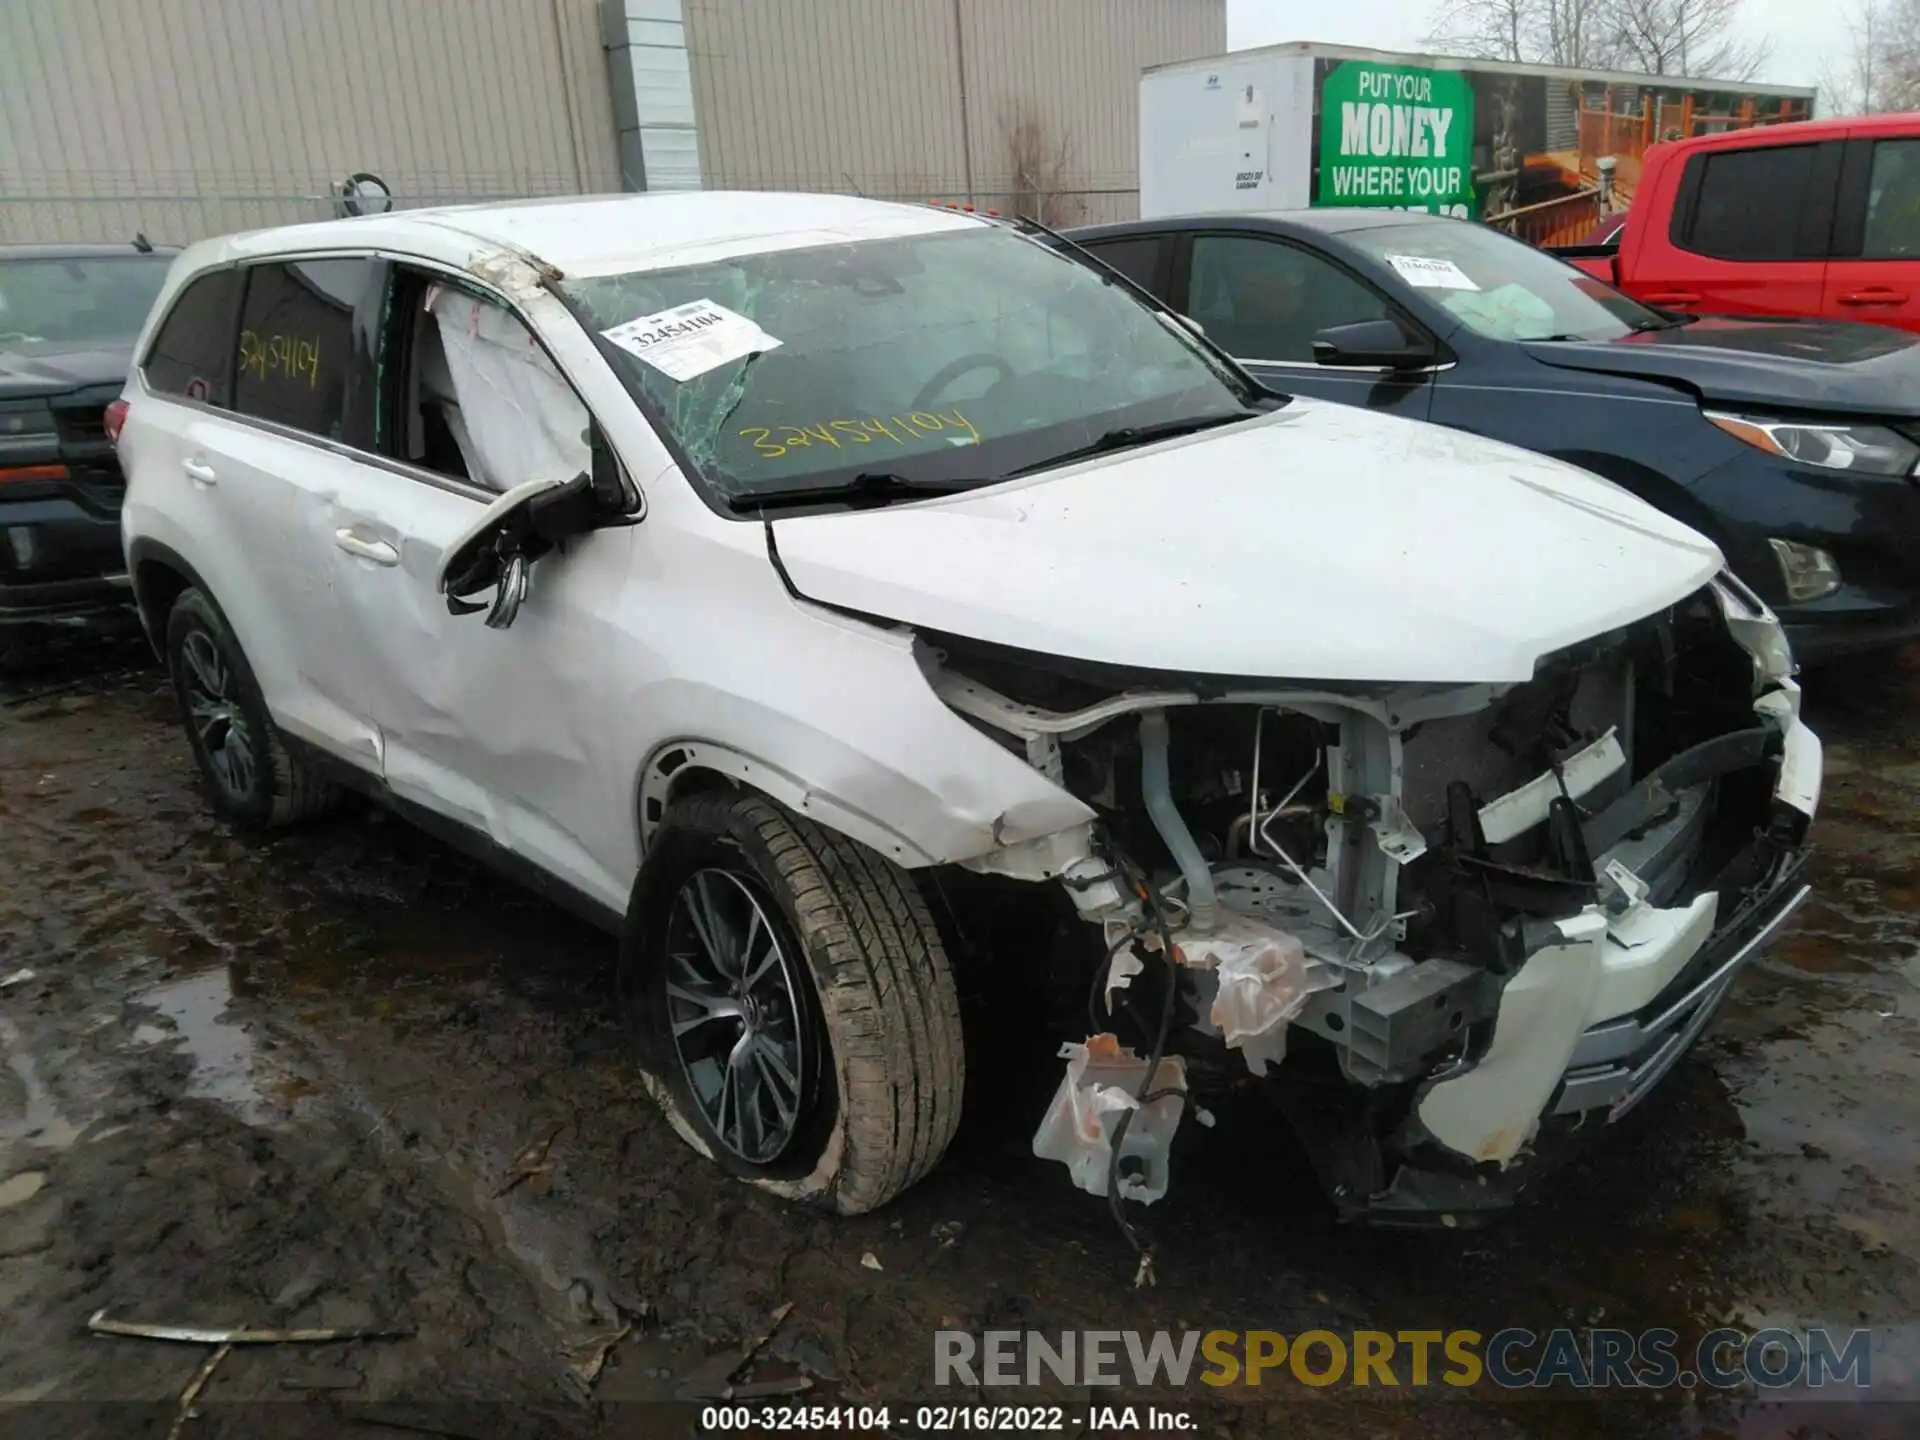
[115,193,1819,1224]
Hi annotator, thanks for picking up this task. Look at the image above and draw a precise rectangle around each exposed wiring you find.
[1061,865,1121,894]
[1086,928,1140,1034]
[1351,906,1425,951]
[1240,751,1376,941]
[1226,803,1313,861]
[1087,874,1187,1030]
[1102,850,1183,1289]
[1254,758,1322,859]
[1154,884,1192,929]
[1257,829,1366,942]
[1247,708,1265,856]
[1242,742,1415,952]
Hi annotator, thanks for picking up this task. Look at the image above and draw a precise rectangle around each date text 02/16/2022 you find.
[697,1405,1196,1432]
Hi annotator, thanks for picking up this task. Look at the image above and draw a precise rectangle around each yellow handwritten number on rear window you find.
[237,329,321,389]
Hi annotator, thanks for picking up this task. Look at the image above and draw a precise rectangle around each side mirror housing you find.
[1311,319,1438,371]
[588,426,636,513]
[436,472,599,628]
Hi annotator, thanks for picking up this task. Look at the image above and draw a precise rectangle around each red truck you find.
[1553,113,1920,332]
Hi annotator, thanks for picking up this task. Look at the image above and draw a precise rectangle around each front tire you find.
[626,791,964,1214]
[165,588,338,830]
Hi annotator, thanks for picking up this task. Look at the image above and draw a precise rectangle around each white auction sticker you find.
[601,299,782,382]
[1385,254,1480,291]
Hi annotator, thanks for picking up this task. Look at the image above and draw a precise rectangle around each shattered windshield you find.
[561,225,1255,502]
[0,256,172,347]
[1344,220,1665,342]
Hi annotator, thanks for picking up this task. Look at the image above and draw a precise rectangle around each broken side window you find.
[386,266,590,493]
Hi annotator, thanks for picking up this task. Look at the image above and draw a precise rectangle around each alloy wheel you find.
[181,629,257,801]
[663,868,810,1164]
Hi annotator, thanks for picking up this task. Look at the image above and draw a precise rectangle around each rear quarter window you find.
[232,259,372,440]
[1079,235,1171,297]
[144,269,243,406]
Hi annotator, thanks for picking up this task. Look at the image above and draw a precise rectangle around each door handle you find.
[334,529,399,566]
[182,458,217,486]
[1642,292,1701,307]
[1838,289,1909,305]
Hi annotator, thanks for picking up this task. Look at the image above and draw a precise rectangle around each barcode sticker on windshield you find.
[1385,254,1479,291]
[601,299,782,382]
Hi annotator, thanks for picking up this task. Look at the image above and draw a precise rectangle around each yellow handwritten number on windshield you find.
[741,409,979,460]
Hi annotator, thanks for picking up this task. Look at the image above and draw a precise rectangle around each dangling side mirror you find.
[436,472,598,629]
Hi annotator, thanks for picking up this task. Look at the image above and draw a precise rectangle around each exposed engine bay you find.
[923,575,1818,1250]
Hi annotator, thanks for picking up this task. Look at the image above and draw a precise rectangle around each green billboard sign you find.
[1319,61,1475,218]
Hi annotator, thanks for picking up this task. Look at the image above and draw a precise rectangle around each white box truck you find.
[1138,42,1815,229]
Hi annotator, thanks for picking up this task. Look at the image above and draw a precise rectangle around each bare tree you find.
[1429,0,1769,76]
[1821,0,1920,114]
[1880,2,1920,108]
[1539,0,1624,66]
[1428,0,1532,61]
[1000,103,1080,227]
[1428,0,1621,66]
[1608,0,1771,79]
[1820,0,1885,115]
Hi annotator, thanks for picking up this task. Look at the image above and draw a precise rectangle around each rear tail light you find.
[104,399,130,446]
[0,463,70,484]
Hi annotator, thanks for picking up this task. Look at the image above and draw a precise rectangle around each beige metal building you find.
[0,0,1224,243]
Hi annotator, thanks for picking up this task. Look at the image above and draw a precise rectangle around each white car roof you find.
[193,191,987,281]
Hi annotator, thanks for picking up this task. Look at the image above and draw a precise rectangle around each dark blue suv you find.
[1069,210,1920,664]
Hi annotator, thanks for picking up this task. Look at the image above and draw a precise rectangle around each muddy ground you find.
[0,634,1915,1440]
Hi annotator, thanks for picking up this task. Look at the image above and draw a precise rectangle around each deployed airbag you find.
[428,285,590,492]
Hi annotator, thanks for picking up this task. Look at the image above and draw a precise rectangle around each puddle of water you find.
[1766,929,1882,975]
[0,1015,81,1151]
[140,967,277,1125]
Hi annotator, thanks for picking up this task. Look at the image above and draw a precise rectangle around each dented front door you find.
[320,457,638,911]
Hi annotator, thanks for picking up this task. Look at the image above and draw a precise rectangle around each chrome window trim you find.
[135,245,645,515]
[1239,356,1458,376]
[129,374,494,505]
[1434,382,1693,406]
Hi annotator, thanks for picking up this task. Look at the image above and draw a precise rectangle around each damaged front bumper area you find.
[930,575,1819,1224]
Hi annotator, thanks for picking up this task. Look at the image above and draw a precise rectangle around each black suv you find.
[1,241,176,652]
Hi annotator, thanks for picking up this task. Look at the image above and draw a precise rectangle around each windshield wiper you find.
[727,470,981,513]
[1007,410,1257,477]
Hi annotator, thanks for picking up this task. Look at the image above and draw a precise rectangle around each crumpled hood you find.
[0,338,135,399]
[1521,316,1920,418]
[769,400,1722,685]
